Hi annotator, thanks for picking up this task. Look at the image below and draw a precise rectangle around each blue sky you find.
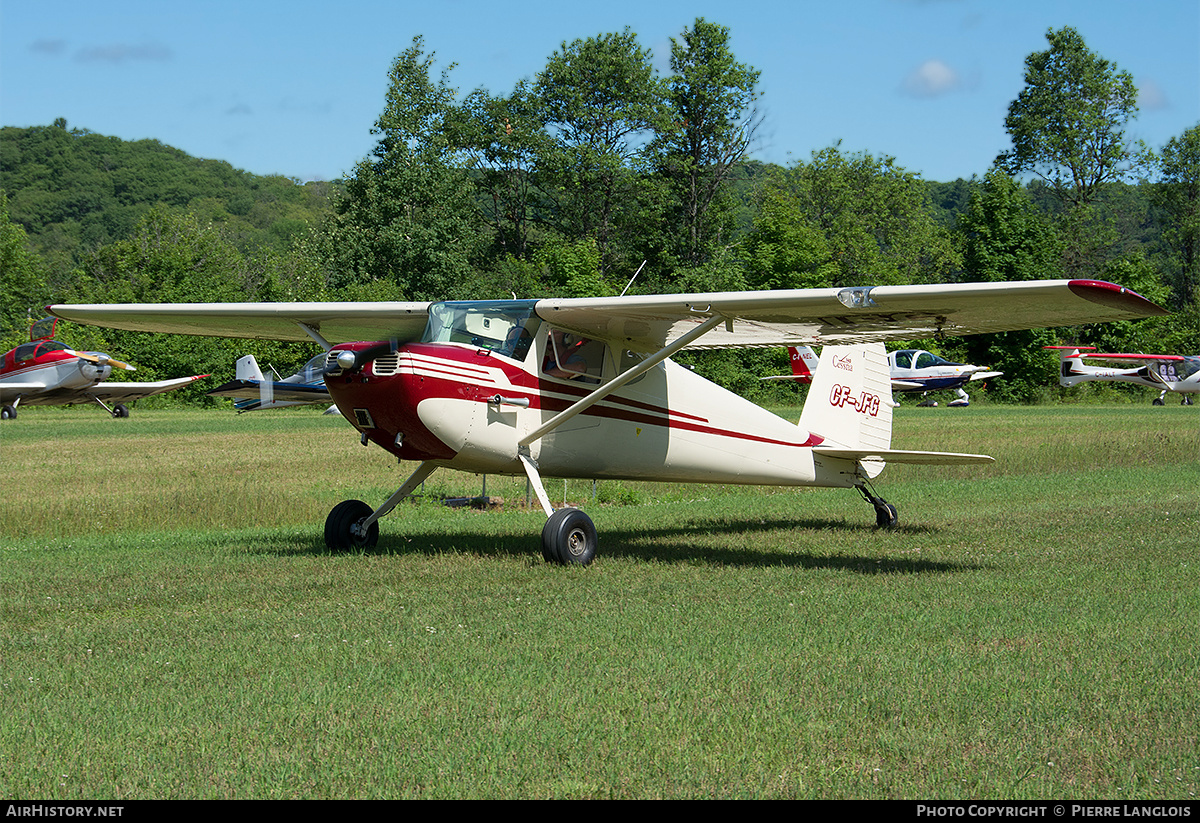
[2,0,1197,183]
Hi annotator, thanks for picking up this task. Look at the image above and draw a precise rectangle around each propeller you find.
[72,350,136,371]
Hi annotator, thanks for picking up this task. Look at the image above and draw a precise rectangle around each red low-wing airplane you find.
[1047,346,1199,405]
[0,317,207,420]
[49,279,1166,564]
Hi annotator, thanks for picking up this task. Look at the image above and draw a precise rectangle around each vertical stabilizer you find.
[787,346,820,383]
[235,355,266,382]
[798,343,893,453]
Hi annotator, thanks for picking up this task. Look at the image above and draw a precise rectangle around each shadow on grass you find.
[249,513,981,575]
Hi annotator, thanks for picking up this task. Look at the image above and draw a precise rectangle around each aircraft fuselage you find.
[323,339,861,489]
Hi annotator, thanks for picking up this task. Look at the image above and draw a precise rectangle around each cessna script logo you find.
[831,353,854,372]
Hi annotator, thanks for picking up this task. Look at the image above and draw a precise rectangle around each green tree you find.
[997,27,1147,279]
[953,169,1065,401]
[652,18,761,267]
[1152,124,1200,308]
[780,146,960,287]
[448,82,553,262]
[534,28,668,275]
[959,168,1062,282]
[998,27,1142,208]
[740,183,836,290]
[0,194,48,346]
[317,36,483,300]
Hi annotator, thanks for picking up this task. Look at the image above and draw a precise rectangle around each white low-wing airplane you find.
[207,352,338,414]
[0,317,208,420]
[49,279,1165,563]
[1047,346,1198,405]
[767,346,1002,406]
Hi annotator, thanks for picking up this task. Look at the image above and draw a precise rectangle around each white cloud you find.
[1137,78,1169,111]
[901,58,961,98]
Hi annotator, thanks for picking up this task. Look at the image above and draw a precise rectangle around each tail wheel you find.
[874,501,899,529]
[325,499,379,551]
[541,508,597,566]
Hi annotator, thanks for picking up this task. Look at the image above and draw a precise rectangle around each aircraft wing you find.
[48,301,432,346]
[207,378,331,403]
[0,383,47,402]
[49,280,1165,353]
[1080,353,1186,362]
[14,375,208,406]
[533,279,1167,351]
[968,371,1003,382]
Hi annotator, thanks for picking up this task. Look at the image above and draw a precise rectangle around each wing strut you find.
[297,322,333,351]
[517,313,724,449]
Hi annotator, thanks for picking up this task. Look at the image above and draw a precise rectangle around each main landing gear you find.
[858,484,899,529]
[321,458,600,565]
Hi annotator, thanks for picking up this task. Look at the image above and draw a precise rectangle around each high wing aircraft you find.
[49,279,1166,563]
[1047,346,1198,405]
[207,352,338,414]
[766,346,1001,406]
[0,317,207,420]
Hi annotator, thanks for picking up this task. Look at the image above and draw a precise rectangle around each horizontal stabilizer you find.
[814,447,994,466]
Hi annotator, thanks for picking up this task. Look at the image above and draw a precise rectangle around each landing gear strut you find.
[858,484,899,529]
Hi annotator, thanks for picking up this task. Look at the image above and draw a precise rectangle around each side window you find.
[543,330,604,383]
[893,351,912,369]
[915,352,938,369]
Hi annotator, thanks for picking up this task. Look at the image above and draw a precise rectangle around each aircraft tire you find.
[541,507,597,566]
[1,405,15,421]
[325,499,379,551]
[1153,398,1165,406]
[112,403,130,418]
[874,501,899,529]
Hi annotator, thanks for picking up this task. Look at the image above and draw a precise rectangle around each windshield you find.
[422,300,541,361]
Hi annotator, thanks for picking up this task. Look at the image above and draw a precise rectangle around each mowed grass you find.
[1,403,1197,799]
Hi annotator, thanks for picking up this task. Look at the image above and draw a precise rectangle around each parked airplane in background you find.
[0,317,207,420]
[207,353,337,413]
[49,279,1165,563]
[1048,346,1198,405]
[767,346,1001,406]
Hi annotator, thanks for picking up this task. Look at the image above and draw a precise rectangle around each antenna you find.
[620,261,647,297]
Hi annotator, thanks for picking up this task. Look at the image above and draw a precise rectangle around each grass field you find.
[1,403,1197,799]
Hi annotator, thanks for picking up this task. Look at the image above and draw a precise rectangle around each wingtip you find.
[1067,280,1170,317]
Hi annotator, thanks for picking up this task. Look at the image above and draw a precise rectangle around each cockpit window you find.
[915,351,956,369]
[1156,356,1200,382]
[543,329,604,383]
[422,300,541,361]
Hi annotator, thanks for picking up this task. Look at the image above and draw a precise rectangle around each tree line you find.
[2,20,1197,402]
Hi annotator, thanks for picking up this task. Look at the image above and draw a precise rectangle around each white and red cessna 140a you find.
[49,279,1165,564]
[0,317,207,420]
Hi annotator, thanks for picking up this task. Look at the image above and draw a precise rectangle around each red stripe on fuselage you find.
[386,344,824,452]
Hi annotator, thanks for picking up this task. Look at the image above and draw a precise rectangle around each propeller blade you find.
[72,350,137,371]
